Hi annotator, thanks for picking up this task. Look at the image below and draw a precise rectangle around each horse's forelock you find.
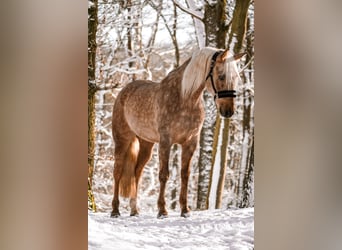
[225,56,241,89]
[181,47,217,98]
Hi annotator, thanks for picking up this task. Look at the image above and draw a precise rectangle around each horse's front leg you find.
[180,136,198,217]
[157,137,171,218]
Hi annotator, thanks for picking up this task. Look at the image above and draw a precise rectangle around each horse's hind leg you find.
[111,138,132,217]
[179,136,198,217]
[130,138,154,216]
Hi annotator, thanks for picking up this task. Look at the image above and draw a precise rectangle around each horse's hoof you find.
[110,211,120,218]
[157,212,168,219]
[130,212,139,217]
[181,212,191,218]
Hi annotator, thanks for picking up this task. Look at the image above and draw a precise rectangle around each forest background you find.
[88,0,254,213]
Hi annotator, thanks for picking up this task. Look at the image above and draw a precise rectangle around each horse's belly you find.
[132,124,160,143]
[125,112,160,143]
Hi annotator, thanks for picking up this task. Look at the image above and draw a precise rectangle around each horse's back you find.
[115,80,156,101]
[113,80,161,143]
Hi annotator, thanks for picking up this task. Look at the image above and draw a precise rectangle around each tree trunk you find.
[88,0,98,212]
[227,0,251,53]
[158,2,180,68]
[197,0,229,210]
[203,1,228,48]
[205,0,251,209]
[227,0,251,208]
[242,129,254,207]
[196,92,216,209]
[126,0,135,81]
[239,14,254,207]
[186,0,205,48]
[207,117,230,209]
[172,3,180,68]
[144,1,162,72]
[203,0,231,210]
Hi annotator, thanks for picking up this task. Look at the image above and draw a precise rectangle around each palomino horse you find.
[111,47,244,218]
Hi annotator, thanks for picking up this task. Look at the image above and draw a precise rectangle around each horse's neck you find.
[190,82,206,103]
[161,59,205,105]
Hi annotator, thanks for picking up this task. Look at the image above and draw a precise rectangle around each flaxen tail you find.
[119,138,139,198]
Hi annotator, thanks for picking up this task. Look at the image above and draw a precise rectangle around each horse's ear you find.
[218,50,246,62]
[218,49,230,62]
[233,52,246,61]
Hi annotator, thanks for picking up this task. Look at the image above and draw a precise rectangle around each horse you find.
[111,47,245,218]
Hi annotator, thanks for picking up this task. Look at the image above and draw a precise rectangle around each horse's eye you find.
[219,74,225,81]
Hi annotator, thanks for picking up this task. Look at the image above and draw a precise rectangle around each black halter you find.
[205,51,237,100]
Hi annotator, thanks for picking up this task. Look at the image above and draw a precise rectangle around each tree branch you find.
[173,0,203,21]
[95,83,121,91]
[239,55,254,74]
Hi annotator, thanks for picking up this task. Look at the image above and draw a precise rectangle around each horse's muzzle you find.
[219,108,234,118]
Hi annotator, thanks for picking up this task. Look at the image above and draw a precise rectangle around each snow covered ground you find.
[88,208,254,250]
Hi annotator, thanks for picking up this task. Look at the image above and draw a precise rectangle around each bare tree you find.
[225,0,253,208]
[88,0,98,211]
[204,0,232,210]
[175,0,253,209]
[151,1,180,68]
[238,6,254,207]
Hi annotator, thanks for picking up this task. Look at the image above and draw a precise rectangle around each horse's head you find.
[206,50,245,118]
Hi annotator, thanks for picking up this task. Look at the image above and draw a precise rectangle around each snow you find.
[88,208,254,250]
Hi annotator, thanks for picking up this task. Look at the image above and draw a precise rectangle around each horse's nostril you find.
[220,108,233,118]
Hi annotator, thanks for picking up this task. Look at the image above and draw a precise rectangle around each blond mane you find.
[181,47,216,98]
